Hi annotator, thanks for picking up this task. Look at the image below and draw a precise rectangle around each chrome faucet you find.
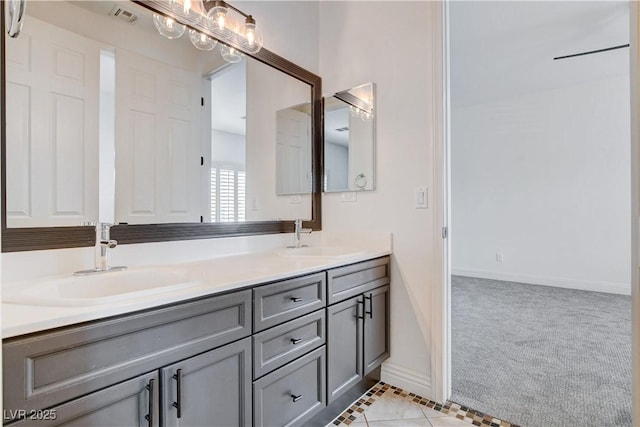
[289,218,312,248]
[74,223,127,275]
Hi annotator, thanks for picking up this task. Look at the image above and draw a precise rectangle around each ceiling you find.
[450,1,629,107]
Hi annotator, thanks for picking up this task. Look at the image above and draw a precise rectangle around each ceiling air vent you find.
[109,6,138,24]
[335,127,349,132]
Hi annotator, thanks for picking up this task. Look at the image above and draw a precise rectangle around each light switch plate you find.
[415,187,428,209]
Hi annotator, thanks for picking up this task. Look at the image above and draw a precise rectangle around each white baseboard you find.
[452,268,631,295]
[380,362,433,400]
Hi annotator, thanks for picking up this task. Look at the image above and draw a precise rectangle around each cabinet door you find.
[162,337,252,427]
[363,285,390,375]
[9,371,159,427]
[326,295,364,404]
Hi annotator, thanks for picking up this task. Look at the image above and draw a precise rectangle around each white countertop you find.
[2,247,391,339]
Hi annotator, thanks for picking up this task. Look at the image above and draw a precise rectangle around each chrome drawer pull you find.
[290,297,303,302]
[291,338,302,344]
[291,394,303,402]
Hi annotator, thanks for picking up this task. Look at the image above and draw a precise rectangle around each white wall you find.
[211,129,246,167]
[236,1,319,74]
[452,75,631,295]
[319,1,436,397]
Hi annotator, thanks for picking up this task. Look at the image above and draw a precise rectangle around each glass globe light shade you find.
[220,44,243,63]
[171,0,205,25]
[239,16,263,54]
[153,13,186,39]
[207,2,233,39]
[189,29,217,50]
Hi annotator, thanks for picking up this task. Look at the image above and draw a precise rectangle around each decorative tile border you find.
[329,381,520,427]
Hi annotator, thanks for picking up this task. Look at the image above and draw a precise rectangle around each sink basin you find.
[277,246,366,258]
[3,268,203,307]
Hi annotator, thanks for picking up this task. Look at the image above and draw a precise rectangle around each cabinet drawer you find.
[3,290,251,415]
[327,257,390,304]
[253,310,325,379]
[253,346,326,427]
[253,273,326,332]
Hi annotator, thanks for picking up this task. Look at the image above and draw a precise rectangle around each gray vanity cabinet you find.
[8,371,159,427]
[326,257,390,404]
[162,337,252,427]
[3,290,252,426]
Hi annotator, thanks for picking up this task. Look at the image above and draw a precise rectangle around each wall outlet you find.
[290,195,302,204]
[496,252,504,263]
[341,192,357,202]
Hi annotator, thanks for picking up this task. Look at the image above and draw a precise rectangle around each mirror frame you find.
[0,1,323,252]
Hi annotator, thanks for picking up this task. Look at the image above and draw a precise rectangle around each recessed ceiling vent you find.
[109,5,138,24]
[335,127,349,132]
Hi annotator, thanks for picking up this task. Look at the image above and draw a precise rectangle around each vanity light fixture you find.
[151,0,264,62]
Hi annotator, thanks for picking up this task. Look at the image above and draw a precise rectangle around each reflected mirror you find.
[5,0,313,229]
[323,83,375,192]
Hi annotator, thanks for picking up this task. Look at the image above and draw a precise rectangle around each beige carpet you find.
[451,276,632,427]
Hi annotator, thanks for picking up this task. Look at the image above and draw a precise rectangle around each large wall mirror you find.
[1,0,322,251]
[323,83,375,193]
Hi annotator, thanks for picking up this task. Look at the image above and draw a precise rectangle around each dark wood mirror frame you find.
[1,1,323,252]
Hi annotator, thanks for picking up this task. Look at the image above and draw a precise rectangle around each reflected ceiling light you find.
[349,105,373,122]
[220,44,243,63]
[153,13,186,39]
[171,0,205,25]
[189,29,217,50]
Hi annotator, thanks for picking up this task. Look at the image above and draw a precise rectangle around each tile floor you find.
[328,382,518,427]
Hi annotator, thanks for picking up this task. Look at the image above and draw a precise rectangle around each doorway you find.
[443,2,634,426]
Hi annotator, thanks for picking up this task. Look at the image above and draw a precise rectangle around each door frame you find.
[434,2,640,422]
[430,0,451,403]
[630,2,639,424]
